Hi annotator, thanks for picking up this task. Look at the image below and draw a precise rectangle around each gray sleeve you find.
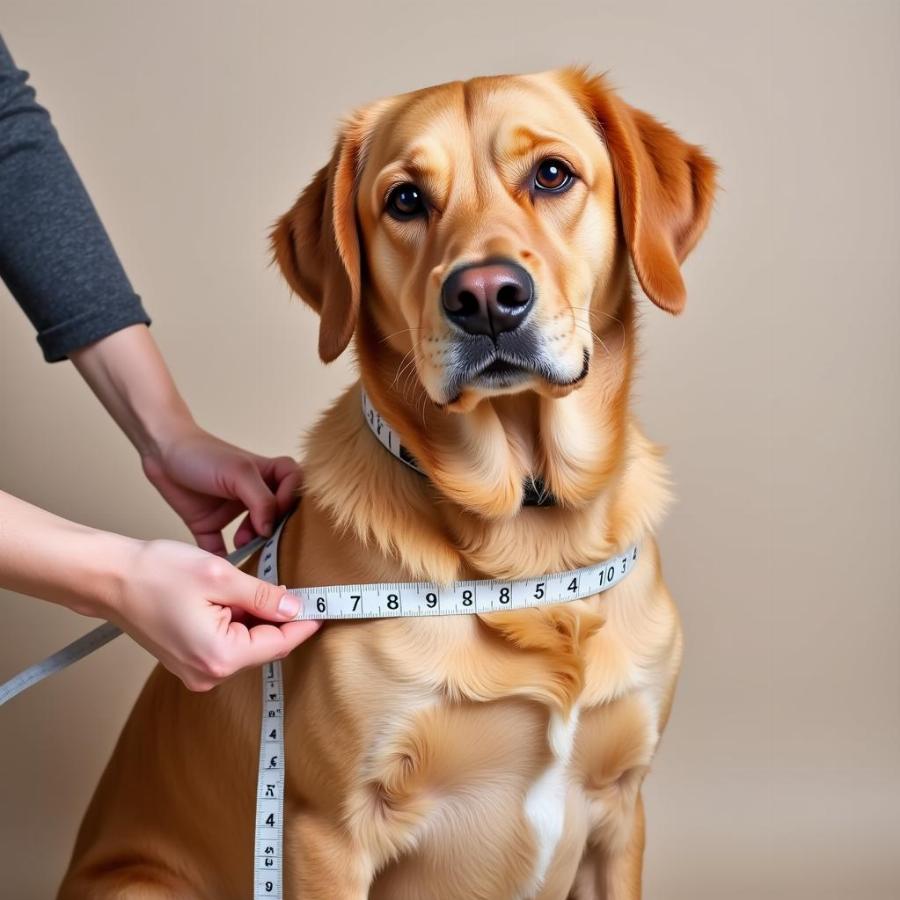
[0,35,150,362]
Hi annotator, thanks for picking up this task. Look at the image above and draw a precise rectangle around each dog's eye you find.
[386,183,427,220]
[534,158,573,193]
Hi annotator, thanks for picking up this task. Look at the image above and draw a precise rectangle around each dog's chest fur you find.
[282,498,674,898]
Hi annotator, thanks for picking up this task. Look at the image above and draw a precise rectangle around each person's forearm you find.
[0,490,135,618]
[69,324,195,458]
[69,322,301,554]
[0,489,318,689]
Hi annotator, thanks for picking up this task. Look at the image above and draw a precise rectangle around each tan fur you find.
[60,68,715,899]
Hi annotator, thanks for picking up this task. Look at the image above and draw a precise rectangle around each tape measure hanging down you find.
[253,531,286,900]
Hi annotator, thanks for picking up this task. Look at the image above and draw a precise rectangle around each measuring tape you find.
[251,514,638,899]
[253,529,286,899]
[282,547,639,621]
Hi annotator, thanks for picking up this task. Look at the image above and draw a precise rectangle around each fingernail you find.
[277,593,300,618]
[262,521,273,537]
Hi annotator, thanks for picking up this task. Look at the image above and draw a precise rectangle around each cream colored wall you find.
[1,1,898,897]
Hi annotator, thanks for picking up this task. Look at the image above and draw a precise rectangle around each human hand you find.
[141,425,300,555]
[69,326,300,554]
[111,537,320,691]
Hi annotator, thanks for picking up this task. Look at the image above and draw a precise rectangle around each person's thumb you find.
[226,569,301,622]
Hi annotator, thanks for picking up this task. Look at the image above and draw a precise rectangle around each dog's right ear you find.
[271,105,385,362]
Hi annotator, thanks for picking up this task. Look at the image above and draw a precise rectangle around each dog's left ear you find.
[271,104,386,362]
[565,70,718,313]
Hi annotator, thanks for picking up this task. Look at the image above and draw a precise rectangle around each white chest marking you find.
[522,705,581,894]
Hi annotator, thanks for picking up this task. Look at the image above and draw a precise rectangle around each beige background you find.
[1,1,898,897]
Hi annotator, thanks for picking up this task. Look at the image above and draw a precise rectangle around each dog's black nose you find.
[441,259,535,338]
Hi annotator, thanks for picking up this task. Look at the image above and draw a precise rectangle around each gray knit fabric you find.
[0,35,150,362]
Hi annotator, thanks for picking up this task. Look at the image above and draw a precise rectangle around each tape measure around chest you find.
[251,516,638,899]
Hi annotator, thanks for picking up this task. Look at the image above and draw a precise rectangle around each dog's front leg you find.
[569,792,645,900]
[284,813,373,899]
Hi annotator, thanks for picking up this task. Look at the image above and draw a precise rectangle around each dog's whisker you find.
[571,322,613,359]
[378,325,431,347]
[569,306,628,349]
[395,347,418,380]
[396,347,427,408]
[389,347,419,392]
[399,347,423,388]
[570,322,621,379]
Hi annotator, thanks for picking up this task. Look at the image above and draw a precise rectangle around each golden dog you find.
[60,68,716,899]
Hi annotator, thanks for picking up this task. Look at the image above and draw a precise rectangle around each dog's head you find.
[273,69,716,409]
